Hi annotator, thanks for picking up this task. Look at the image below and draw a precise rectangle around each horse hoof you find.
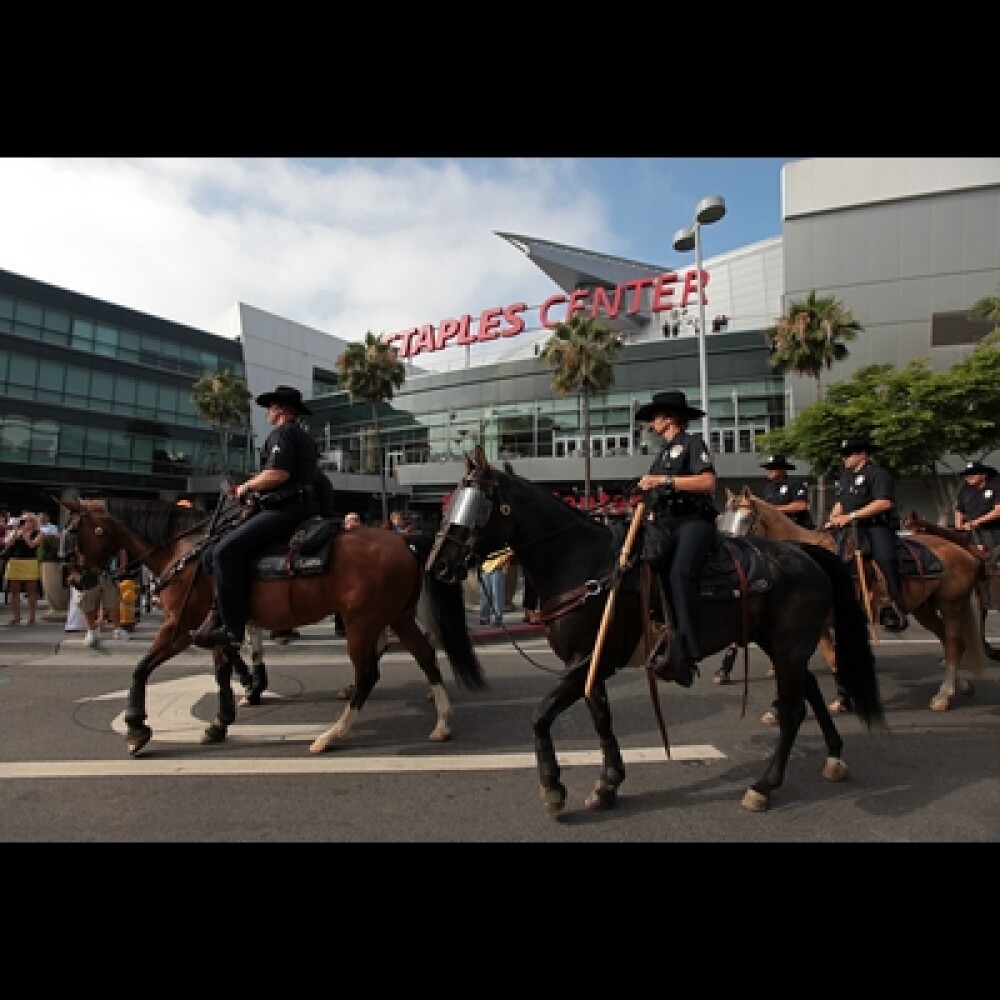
[828,697,852,714]
[127,727,152,756]
[540,785,566,818]
[822,758,848,782]
[958,678,975,696]
[427,729,451,742]
[929,695,951,712]
[585,785,618,810]
[713,668,732,685]
[741,788,769,812]
[760,709,778,726]
[238,693,263,708]
[337,685,355,701]
[201,723,227,744]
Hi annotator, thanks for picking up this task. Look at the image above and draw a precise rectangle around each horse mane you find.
[104,498,211,547]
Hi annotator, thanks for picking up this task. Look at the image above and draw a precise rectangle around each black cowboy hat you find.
[961,460,998,477]
[634,390,705,422]
[839,436,879,456]
[760,454,796,471]
[255,385,312,416]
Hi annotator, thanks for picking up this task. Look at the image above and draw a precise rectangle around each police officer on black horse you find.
[193,385,321,649]
[636,389,719,688]
[760,453,815,528]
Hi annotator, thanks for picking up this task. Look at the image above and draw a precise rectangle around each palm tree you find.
[763,290,863,521]
[335,331,405,523]
[191,370,252,479]
[540,314,622,509]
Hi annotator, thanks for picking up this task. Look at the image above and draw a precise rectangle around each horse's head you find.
[717,485,759,538]
[426,446,516,584]
[57,497,121,574]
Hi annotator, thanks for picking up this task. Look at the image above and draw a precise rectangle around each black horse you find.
[426,448,885,815]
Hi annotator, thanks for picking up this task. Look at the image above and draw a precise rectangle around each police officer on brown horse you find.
[825,435,908,632]
[760,454,815,529]
[636,389,719,688]
[193,385,320,648]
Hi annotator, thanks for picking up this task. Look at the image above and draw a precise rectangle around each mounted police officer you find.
[824,435,908,632]
[193,385,320,649]
[954,459,1000,550]
[760,454,815,528]
[635,390,718,687]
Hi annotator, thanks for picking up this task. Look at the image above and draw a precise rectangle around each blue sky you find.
[0,157,798,369]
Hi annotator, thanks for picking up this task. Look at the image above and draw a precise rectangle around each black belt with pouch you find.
[255,484,315,510]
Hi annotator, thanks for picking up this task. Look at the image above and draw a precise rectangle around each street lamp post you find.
[672,195,726,447]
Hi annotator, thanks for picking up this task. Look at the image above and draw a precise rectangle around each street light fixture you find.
[672,194,726,446]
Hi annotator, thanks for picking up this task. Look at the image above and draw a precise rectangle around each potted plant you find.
[37,533,69,618]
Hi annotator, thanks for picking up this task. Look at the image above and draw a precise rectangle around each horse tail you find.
[798,542,885,729]
[408,533,487,692]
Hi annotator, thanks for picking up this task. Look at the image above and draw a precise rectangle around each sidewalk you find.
[0,596,544,660]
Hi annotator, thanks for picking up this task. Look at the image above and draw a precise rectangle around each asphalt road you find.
[0,613,998,843]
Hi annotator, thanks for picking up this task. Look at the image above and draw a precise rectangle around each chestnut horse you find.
[426,448,883,816]
[718,486,988,712]
[59,496,484,757]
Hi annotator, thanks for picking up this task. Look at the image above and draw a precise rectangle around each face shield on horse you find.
[60,494,484,758]
[426,447,884,817]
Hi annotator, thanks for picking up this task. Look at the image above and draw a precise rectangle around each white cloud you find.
[0,157,613,367]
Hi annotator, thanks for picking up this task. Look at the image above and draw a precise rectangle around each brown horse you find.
[59,496,484,757]
[718,486,988,712]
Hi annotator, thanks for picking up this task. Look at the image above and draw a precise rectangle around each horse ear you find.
[474,444,488,471]
[741,485,752,500]
[725,487,735,503]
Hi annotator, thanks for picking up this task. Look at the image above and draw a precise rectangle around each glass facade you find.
[0,269,248,514]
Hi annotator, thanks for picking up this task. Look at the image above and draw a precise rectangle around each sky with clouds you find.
[0,157,797,370]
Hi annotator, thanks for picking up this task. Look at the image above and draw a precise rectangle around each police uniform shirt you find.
[259,420,319,488]
[648,430,717,517]
[762,476,813,527]
[835,461,896,523]
[956,478,1000,522]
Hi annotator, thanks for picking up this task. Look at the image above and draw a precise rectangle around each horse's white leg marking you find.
[427,682,452,742]
[930,659,958,712]
[309,706,359,754]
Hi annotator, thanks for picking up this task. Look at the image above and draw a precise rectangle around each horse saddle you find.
[627,532,772,601]
[699,537,773,601]
[844,537,944,581]
[254,516,340,581]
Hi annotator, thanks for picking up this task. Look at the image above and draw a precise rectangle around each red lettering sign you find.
[385,269,709,359]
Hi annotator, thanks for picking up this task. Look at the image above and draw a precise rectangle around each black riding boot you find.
[192,604,239,649]
[648,633,698,688]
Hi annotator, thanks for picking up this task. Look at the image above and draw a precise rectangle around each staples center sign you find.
[383,268,709,360]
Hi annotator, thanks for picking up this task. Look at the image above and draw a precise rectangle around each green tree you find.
[539,314,622,509]
[335,331,405,523]
[760,336,1000,522]
[763,290,863,521]
[970,290,1000,330]
[191,370,252,477]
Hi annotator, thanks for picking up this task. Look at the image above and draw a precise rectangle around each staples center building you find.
[1,157,998,525]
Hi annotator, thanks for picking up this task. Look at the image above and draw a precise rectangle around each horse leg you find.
[802,669,848,781]
[237,625,268,707]
[582,680,626,810]
[913,603,965,711]
[202,646,237,744]
[392,615,452,741]
[742,659,806,812]
[310,630,382,753]
[532,666,588,818]
[123,638,185,755]
[714,643,738,684]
